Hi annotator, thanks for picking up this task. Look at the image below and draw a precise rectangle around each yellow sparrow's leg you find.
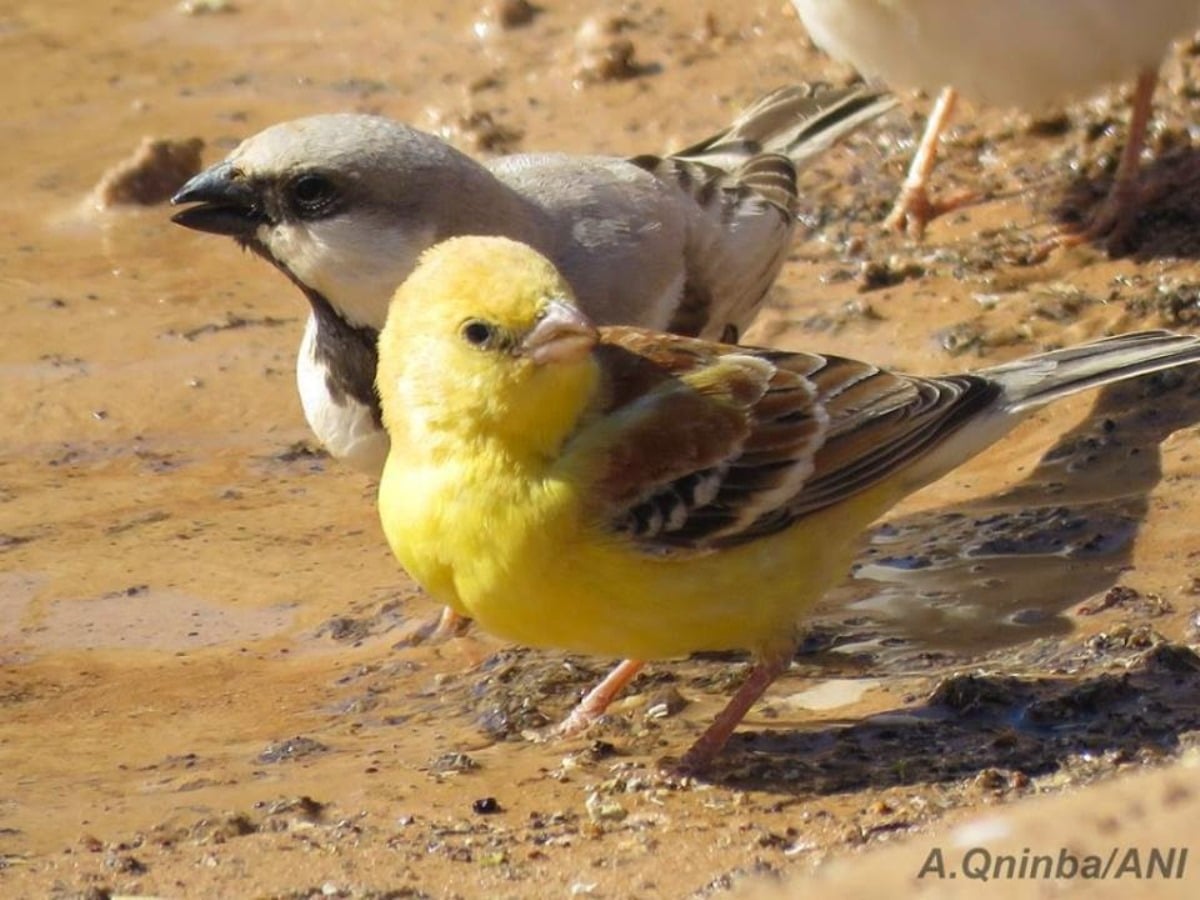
[429,606,471,640]
[885,87,973,238]
[556,658,646,736]
[396,606,472,646]
[1059,67,1158,249]
[676,649,792,773]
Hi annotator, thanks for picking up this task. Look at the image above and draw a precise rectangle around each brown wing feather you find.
[574,328,1001,553]
[574,331,823,551]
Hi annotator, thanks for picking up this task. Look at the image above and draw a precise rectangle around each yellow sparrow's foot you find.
[395,607,472,647]
[430,607,472,640]
[555,659,646,737]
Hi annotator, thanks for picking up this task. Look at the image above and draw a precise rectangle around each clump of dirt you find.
[574,14,644,84]
[92,136,204,207]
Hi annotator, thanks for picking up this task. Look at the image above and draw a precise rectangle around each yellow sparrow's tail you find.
[987,330,1200,414]
[891,330,1200,494]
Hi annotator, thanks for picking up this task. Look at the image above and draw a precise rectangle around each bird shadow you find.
[699,364,1200,788]
[1049,145,1200,260]
[708,640,1200,793]
[803,362,1200,665]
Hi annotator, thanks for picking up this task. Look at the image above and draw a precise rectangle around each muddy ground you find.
[3,1,1200,897]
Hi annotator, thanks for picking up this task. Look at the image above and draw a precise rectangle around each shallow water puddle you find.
[778,678,883,712]
[9,584,298,652]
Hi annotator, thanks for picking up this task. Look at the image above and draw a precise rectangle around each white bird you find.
[171,84,893,640]
[790,0,1200,241]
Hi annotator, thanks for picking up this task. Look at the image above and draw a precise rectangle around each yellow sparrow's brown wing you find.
[572,328,999,553]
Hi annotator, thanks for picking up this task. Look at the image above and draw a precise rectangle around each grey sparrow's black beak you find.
[170,162,266,237]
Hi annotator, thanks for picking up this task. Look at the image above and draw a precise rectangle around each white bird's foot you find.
[884,86,975,239]
[884,182,977,239]
[1040,67,1160,260]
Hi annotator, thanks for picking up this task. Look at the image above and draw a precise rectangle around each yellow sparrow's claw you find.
[395,607,472,647]
[429,607,472,641]
[555,659,647,737]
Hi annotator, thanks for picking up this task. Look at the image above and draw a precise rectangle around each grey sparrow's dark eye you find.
[288,173,338,215]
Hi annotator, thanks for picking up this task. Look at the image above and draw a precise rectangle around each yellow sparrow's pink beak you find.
[522,299,598,365]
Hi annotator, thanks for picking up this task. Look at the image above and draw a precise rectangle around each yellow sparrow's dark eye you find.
[461,319,496,348]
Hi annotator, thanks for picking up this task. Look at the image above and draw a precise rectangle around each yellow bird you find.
[375,235,1200,771]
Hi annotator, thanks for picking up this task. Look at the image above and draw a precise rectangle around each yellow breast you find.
[379,442,906,661]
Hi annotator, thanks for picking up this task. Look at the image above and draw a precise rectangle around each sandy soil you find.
[3,1,1200,897]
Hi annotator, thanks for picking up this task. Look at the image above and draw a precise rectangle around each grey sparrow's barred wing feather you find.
[668,83,897,187]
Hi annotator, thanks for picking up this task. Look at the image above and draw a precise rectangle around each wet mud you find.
[3,1,1200,897]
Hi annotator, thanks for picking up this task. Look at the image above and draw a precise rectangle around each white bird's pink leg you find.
[556,658,646,736]
[885,86,970,238]
[1060,67,1158,248]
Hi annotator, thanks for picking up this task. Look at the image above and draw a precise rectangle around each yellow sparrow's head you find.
[377,236,600,450]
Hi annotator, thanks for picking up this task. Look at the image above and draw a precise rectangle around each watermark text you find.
[918,846,1188,882]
